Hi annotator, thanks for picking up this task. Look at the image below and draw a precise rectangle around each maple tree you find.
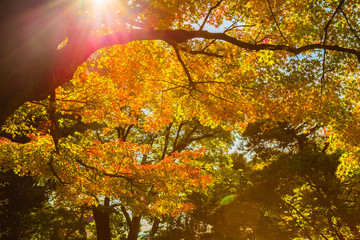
[1,0,360,239]
[1,0,360,126]
[1,0,358,173]
[0,40,238,239]
[0,0,359,154]
[0,170,88,239]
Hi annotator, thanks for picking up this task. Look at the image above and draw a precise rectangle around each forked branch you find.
[51,28,360,93]
[171,44,197,90]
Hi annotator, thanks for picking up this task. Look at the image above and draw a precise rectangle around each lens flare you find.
[220,195,236,206]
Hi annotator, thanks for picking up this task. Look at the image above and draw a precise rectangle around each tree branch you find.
[340,7,360,43]
[178,46,224,58]
[161,122,173,160]
[48,154,68,185]
[75,158,137,183]
[265,0,288,43]
[321,0,345,91]
[199,0,224,31]
[44,28,360,95]
[49,90,59,151]
[97,29,360,59]
[121,206,132,226]
[124,124,134,141]
[4,17,360,127]
[323,0,345,45]
[281,199,330,240]
[171,44,196,90]
[172,121,185,152]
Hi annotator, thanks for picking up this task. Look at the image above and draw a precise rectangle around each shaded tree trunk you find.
[149,218,160,240]
[93,197,112,240]
[127,216,142,240]
[121,206,142,240]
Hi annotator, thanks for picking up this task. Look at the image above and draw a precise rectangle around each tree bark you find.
[92,197,112,240]
[149,218,160,240]
[121,206,142,240]
[127,216,142,240]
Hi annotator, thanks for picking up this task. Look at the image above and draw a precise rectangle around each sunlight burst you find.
[86,0,123,28]
[90,0,119,14]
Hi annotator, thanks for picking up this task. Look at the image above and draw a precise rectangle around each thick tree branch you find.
[47,90,67,184]
[11,29,360,98]
[49,90,59,151]
[92,30,360,64]
[3,28,360,126]
[116,124,134,141]
[121,206,132,226]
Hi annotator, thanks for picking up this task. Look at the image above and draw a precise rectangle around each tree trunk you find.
[93,197,112,240]
[149,218,160,240]
[127,216,142,240]
[121,206,142,240]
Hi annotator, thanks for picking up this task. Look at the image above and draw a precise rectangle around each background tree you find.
[235,121,360,240]
[0,170,88,240]
[153,152,248,240]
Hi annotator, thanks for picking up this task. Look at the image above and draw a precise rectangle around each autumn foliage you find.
[1,0,360,239]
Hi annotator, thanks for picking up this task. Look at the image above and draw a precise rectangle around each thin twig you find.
[178,46,224,58]
[199,39,218,54]
[265,0,288,44]
[48,154,68,185]
[199,0,224,31]
[256,35,272,44]
[321,0,346,93]
[193,87,235,103]
[340,7,360,43]
[75,158,133,181]
[224,23,256,32]
[323,0,346,44]
[171,44,196,90]
[281,199,330,240]
[161,85,192,93]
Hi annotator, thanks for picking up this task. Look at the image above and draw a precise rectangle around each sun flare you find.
[90,0,119,14]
